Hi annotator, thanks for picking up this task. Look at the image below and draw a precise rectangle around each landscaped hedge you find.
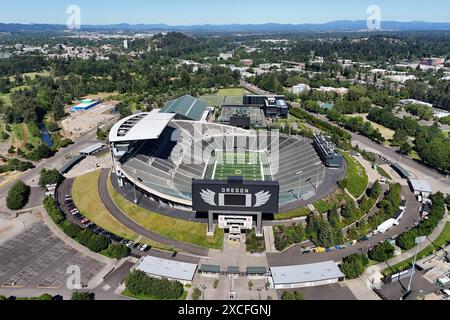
[125,270,184,300]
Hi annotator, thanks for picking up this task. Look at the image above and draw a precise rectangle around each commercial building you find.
[291,84,311,94]
[160,94,210,121]
[270,261,345,289]
[398,99,433,109]
[135,256,198,285]
[313,134,343,168]
[408,179,433,198]
[218,105,266,128]
[391,163,411,179]
[243,95,288,118]
[420,57,445,67]
[71,99,100,112]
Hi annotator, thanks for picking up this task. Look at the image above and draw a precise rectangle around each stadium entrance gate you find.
[192,177,279,238]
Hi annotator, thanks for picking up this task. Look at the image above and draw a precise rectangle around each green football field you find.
[206,151,264,181]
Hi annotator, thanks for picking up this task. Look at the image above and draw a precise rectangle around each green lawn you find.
[72,170,174,251]
[72,170,139,241]
[217,88,244,96]
[342,152,369,198]
[275,207,311,220]
[122,289,187,300]
[107,177,224,249]
[377,166,392,180]
[383,222,450,276]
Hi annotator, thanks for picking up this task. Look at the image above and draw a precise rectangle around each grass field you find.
[346,113,395,142]
[377,166,392,180]
[275,207,311,220]
[107,177,224,249]
[206,151,264,181]
[72,170,174,251]
[200,94,243,107]
[72,170,139,241]
[217,88,244,96]
[342,152,369,199]
[383,222,450,276]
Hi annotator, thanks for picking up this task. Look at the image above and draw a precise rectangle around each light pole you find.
[200,285,206,300]
[257,287,262,300]
[314,161,322,191]
[296,171,303,204]
[132,168,138,204]
[406,236,426,294]
[22,221,26,233]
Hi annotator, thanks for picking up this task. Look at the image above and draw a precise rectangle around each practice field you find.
[205,151,265,181]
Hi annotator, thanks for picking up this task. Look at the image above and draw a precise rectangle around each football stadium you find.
[110,112,328,206]
[109,96,343,236]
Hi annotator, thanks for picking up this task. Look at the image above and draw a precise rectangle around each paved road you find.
[98,168,210,257]
[267,186,421,266]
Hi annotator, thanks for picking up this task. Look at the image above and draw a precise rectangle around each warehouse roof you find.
[270,261,344,285]
[408,179,432,193]
[198,264,221,273]
[109,110,175,143]
[136,256,197,282]
[160,95,208,121]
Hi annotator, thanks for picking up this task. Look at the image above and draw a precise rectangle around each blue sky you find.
[1,0,450,25]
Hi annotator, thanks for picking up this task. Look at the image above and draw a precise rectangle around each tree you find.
[39,168,64,188]
[369,241,395,262]
[6,181,30,210]
[71,291,94,300]
[103,244,129,259]
[192,288,201,300]
[281,291,304,300]
[339,253,369,279]
[399,141,412,155]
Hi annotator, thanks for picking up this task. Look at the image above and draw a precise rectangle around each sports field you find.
[206,151,264,181]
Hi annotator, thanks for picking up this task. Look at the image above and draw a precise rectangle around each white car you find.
[139,244,148,251]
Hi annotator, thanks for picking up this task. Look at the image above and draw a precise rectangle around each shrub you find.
[71,291,94,300]
[6,181,30,210]
[369,241,395,262]
[39,168,64,188]
[61,220,82,238]
[43,196,64,225]
[339,253,369,279]
[103,243,129,259]
[192,288,201,300]
[125,270,184,300]
[281,291,304,300]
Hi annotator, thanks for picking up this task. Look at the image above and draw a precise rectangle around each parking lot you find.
[0,223,105,289]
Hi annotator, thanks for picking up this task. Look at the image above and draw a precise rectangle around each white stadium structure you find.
[109,110,327,211]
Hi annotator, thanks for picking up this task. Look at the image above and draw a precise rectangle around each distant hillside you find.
[1,20,450,33]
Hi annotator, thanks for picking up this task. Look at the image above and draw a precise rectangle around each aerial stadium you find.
[109,95,344,236]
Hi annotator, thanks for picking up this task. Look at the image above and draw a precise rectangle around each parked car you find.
[139,244,148,251]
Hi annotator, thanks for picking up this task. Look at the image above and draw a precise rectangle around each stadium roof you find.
[160,95,208,121]
[270,261,344,285]
[136,256,197,282]
[109,110,175,143]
